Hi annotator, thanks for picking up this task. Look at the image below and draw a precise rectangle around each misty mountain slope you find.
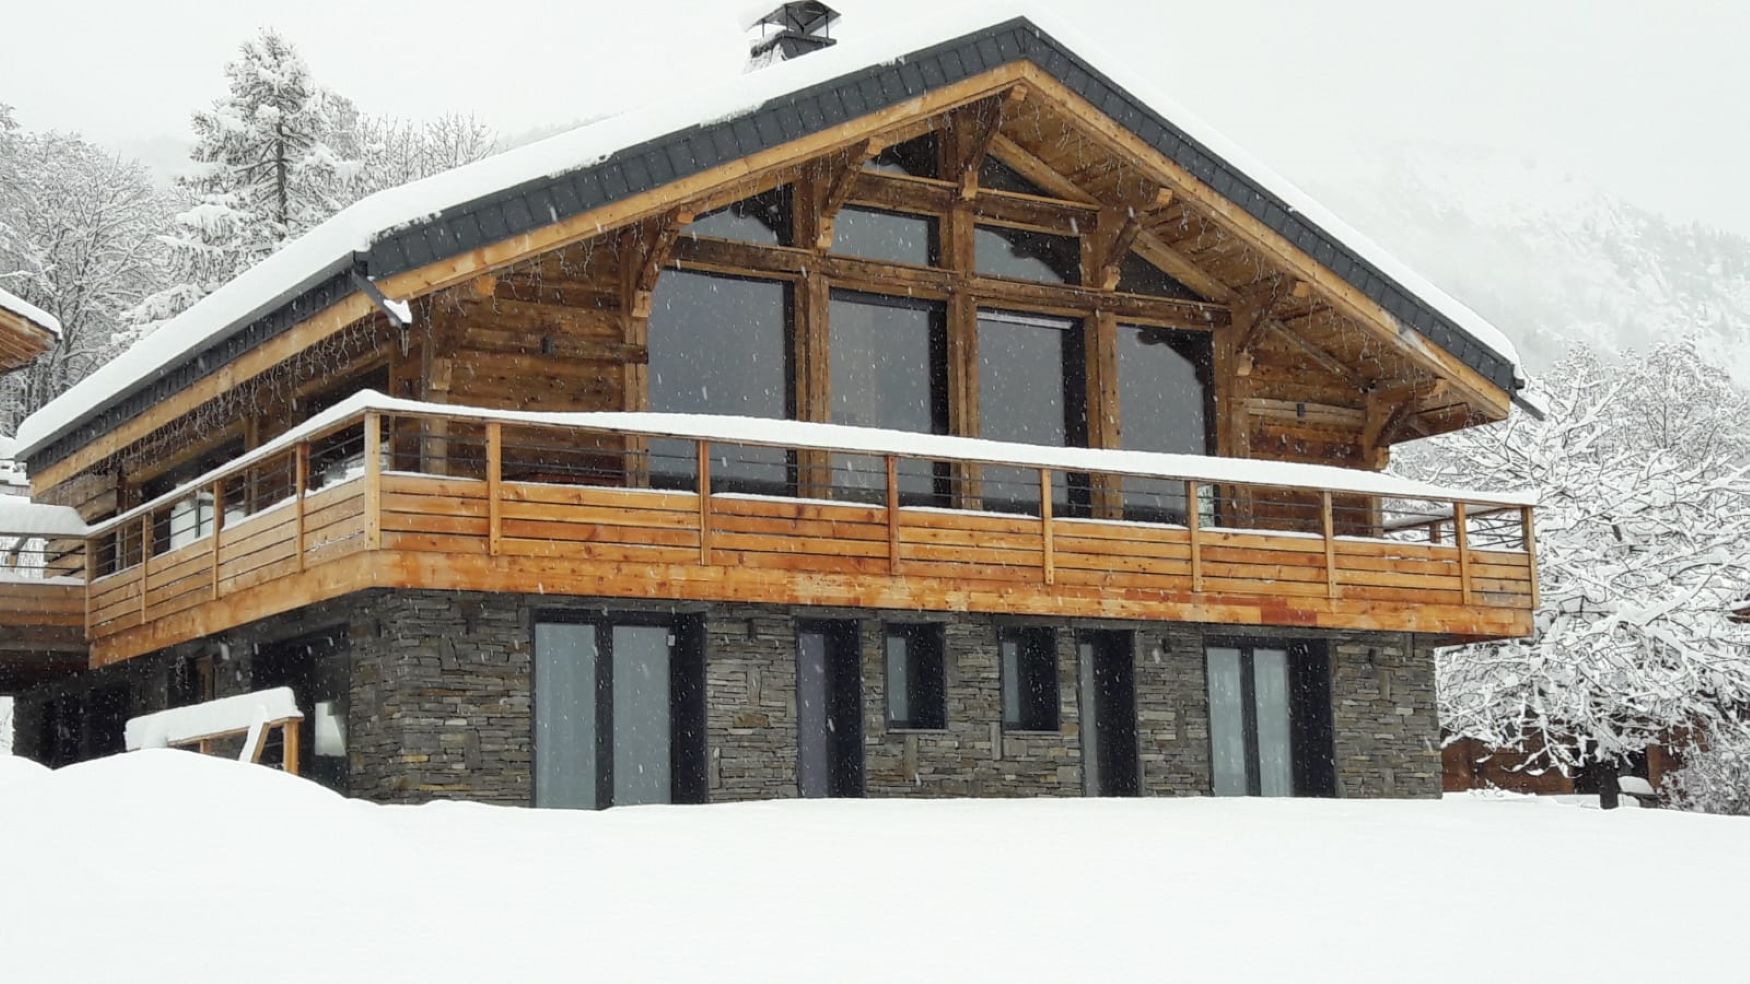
[1295,140,1750,379]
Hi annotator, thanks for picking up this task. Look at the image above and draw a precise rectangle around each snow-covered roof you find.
[0,287,60,337]
[124,687,303,751]
[15,1,1525,462]
[0,498,89,537]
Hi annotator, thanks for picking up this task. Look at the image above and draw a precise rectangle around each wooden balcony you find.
[0,533,88,689]
[39,396,1536,668]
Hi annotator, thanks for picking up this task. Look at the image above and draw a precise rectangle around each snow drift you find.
[2,750,1743,983]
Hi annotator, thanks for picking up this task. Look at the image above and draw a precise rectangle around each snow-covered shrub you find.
[1664,736,1750,816]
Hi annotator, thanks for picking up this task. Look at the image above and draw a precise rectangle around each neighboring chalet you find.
[0,286,60,375]
[0,5,1540,806]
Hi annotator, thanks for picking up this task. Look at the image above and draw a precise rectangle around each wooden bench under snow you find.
[124,687,304,774]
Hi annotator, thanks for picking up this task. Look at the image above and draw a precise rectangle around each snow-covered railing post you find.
[1453,501,1472,606]
[1520,504,1538,608]
[138,513,151,623]
[697,439,713,566]
[209,472,225,602]
[1039,467,1054,585]
[486,422,503,557]
[885,454,902,575]
[1321,491,1339,599]
[364,413,382,551]
[1185,479,1203,592]
[293,440,309,574]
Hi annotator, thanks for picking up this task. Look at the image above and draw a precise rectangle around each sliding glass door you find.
[534,617,706,809]
[1206,642,1334,797]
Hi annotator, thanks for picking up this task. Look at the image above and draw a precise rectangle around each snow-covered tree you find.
[0,120,173,433]
[1663,734,1750,816]
[129,29,362,334]
[354,112,497,194]
[1396,339,1750,805]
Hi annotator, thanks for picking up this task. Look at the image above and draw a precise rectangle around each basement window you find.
[1001,627,1059,732]
[885,623,946,730]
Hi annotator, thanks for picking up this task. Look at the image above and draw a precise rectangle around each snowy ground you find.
[2,752,1742,983]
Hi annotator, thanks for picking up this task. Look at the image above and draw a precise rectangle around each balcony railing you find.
[10,393,1539,665]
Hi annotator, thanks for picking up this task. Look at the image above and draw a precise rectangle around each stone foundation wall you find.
[10,591,1444,803]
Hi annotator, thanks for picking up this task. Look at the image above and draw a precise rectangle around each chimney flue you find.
[747,2,840,70]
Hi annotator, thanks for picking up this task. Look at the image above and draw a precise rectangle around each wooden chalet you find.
[0,5,1538,806]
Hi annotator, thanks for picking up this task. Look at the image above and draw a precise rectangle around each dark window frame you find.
[531,611,709,809]
[884,622,948,731]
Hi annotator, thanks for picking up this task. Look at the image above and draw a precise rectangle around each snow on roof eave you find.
[0,287,61,337]
[16,1,1524,462]
[0,498,90,538]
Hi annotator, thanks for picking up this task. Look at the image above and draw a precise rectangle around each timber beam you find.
[813,138,886,250]
[952,85,1028,199]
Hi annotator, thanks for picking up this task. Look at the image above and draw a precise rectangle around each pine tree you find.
[129,29,361,334]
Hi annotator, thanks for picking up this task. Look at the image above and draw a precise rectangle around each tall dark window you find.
[828,290,948,504]
[1115,324,1213,523]
[797,621,864,798]
[866,134,939,179]
[974,226,1080,284]
[686,186,792,245]
[1078,631,1139,797]
[533,616,707,810]
[1000,627,1059,732]
[1206,641,1334,797]
[831,206,937,267]
[976,309,1088,514]
[885,623,946,730]
[648,270,794,494]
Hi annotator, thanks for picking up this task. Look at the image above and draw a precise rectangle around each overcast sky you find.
[3,0,1745,234]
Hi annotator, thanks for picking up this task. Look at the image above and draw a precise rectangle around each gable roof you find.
[15,2,1526,467]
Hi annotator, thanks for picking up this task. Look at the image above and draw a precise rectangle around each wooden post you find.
[1454,501,1473,606]
[1521,504,1539,609]
[1039,467,1055,585]
[83,538,94,642]
[293,442,309,575]
[1321,491,1339,600]
[697,440,713,566]
[281,720,301,777]
[487,422,503,557]
[139,514,151,623]
[885,454,902,576]
[1186,479,1203,592]
[210,477,225,601]
[363,414,383,551]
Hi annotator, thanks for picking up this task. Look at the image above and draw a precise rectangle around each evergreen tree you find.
[129,29,361,334]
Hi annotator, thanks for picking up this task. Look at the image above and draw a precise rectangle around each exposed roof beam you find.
[953,85,1028,199]
[813,138,886,250]
[1264,320,1368,390]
